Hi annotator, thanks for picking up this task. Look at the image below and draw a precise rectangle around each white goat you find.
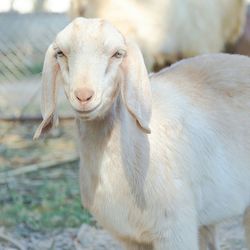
[34,18,250,250]
[69,0,246,70]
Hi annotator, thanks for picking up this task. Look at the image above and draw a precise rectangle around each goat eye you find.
[56,50,64,58]
[112,51,123,59]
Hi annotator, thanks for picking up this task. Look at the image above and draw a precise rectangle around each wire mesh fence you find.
[0,12,69,83]
[0,11,71,119]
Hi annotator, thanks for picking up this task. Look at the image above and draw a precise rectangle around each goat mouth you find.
[73,101,102,115]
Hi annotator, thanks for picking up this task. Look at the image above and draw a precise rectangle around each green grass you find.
[0,162,93,232]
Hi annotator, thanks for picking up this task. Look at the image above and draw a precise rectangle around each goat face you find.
[34,18,151,139]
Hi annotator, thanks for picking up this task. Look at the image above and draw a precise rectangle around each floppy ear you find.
[121,41,152,134]
[33,44,60,139]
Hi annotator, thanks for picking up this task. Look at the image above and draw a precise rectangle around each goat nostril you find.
[76,96,82,101]
[86,96,92,101]
[74,88,94,103]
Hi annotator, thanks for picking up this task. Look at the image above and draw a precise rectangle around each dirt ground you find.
[0,217,248,250]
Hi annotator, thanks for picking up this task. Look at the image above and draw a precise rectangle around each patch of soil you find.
[0,217,248,250]
[0,224,121,250]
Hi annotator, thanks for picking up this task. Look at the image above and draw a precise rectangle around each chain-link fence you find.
[0,12,69,83]
[0,11,71,119]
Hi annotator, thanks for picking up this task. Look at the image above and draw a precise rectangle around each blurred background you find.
[0,0,250,249]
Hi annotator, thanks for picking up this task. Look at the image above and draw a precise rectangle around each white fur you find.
[34,18,250,250]
[69,0,246,70]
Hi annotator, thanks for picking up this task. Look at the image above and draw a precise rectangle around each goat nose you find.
[74,87,94,103]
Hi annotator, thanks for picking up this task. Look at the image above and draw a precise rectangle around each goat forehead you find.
[58,18,125,53]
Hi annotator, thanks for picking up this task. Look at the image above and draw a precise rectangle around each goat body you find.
[70,0,246,70]
[77,55,250,250]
